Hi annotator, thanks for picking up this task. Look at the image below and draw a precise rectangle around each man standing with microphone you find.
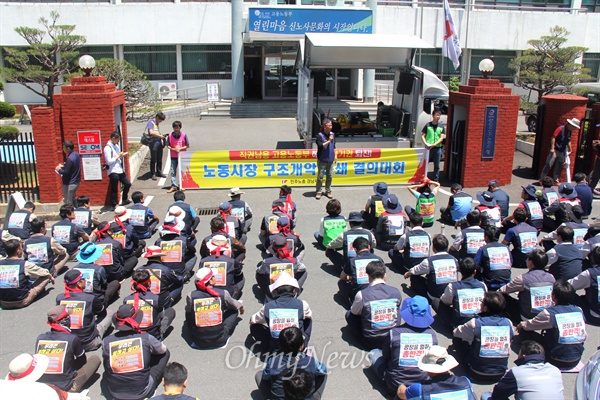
[315,118,336,200]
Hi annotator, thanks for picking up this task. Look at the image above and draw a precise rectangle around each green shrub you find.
[447,77,460,92]
[0,102,16,119]
[0,126,20,140]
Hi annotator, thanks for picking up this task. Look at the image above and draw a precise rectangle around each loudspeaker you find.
[396,72,415,95]
[313,71,327,93]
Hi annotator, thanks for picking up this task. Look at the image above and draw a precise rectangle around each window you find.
[124,45,176,80]
[414,49,461,79]
[470,50,517,83]
[77,46,115,61]
[583,53,600,80]
[182,45,232,80]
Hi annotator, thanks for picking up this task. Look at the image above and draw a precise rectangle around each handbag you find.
[140,127,153,146]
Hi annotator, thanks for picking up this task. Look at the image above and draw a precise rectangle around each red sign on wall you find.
[77,131,102,155]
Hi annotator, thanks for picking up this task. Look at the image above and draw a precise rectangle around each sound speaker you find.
[313,71,327,93]
[396,72,415,95]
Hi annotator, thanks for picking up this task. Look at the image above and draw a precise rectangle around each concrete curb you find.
[129,144,149,183]
[516,139,534,157]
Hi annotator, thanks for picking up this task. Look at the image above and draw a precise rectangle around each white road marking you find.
[143,195,154,207]
[158,162,170,186]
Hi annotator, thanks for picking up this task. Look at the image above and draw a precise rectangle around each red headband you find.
[195,270,220,297]
[96,224,111,241]
[47,309,71,333]
[64,273,84,298]
[7,357,38,381]
[115,312,141,333]
[113,216,126,232]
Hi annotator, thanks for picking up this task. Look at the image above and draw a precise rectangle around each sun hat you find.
[382,194,403,214]
[348,211,364,222]
[476,191,497,207]
[196,267,213,282]
[417,345,459,374]
[269,272,299,293]
[143,245,166,258]
[112,303,144,331]
[5,353,49,382]
[168,205,186,223]
[114,206,131,222]
[558,182,578,199]
[228,187,245,197]
[567,118,581,129]
[400,296,434,329]
[159,215,185,237]
[373,182,388,196]
[76,241,104,264]
[521,184,537,199]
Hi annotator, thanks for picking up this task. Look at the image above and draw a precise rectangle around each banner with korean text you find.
[179,148,428,189]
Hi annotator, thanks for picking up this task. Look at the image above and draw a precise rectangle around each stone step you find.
[200,101,379,119]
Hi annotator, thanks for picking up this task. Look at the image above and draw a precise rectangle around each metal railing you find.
[0,131,39,203]
[158,84,211,107]
[374,83,394,105]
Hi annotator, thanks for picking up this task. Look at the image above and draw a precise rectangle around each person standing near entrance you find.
[104,131,132,209]
[315,119,336,200]
[148,112,167,180]
[166,121,189,193]
[421,109,445,182]
[55,141,81,206]
[539,118,579,185]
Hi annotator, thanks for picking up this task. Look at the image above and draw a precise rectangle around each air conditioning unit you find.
[158,82,177,101]
[258,0,275,4]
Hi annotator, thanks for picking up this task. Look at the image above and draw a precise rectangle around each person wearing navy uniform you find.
[51,204,89,258]
[546,225,583,281]
[339,237,384,306]
[544,182,582,232]
[112,206,145,261]
[257,236,306,302]
[227,187,253,234]
[474,225,513,291]
[389,211,431,273]
[346,261,402,350]
[363,182,389,229]
[539,118,579,184]
[440,183,473,226]
[24,218,68,277]
[569,247,600,321]
[375,194,407,250]
[450,210,485,261]
[501,208,538,269]
[199,234,244,300]
[6,201,36,240]
[139,246,183,310]
[155,216,197,283]
[149,362,199,400]
[328,211,375,270]
[268,216,306,261]
[128,191,160,240]
[488,180,510,220]
[74,196,100,235]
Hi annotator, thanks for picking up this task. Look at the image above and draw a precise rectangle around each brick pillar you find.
[50,76,127,205]
[445,78,520,188]
[536,95,587,181]
[588,103,600,177]
[31,107,63,203]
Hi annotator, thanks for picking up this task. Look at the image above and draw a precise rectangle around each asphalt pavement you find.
[2,116,599,399]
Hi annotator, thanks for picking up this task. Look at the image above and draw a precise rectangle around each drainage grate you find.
[197,207,219,216]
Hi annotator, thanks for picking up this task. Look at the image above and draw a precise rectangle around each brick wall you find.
[31,107,62,203]
[445,78,520,188]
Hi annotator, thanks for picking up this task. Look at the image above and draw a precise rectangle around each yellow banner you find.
[179,148,428,189]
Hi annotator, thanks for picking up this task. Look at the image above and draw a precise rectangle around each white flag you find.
[442,0,462,70]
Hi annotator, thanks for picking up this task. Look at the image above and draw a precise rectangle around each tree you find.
[509,26,590,103]
[91,58,162,121]
[0,11,86,107]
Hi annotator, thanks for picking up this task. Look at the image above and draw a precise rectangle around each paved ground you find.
[2,116,599,399]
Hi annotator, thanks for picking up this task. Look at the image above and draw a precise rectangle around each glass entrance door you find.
[263,43,299,99]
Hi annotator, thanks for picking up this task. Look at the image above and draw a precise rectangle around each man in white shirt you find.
[103,131,132,210]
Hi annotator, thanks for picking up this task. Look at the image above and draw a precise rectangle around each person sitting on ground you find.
[397,345,476,400]
[440,257,487,329]
[250,273,312,352]
[279,185,297,222]
[150,362,199,400]
[283,370,316,400]
[480,340,564,400]
[93,221,130,282]
[374,194,407,250]
[111,210,145,264]
[501,208,538,270]
[573,172,593,217]
[338,237,384,306]
[123,269,176,341]
[138,246,184,309]
[24,218,69,277]
[346,261,402,350]
[363,181,389,229]
[453,292,515,381]
[73,196,100,236]
[199,234,244,300]
[389,211,431,273]
[472,191,502,228]
[128,191,160,239]
[268,216,306,261]
[539,176,559,209]
[440,183,473,226]
[503,185,543,232]
[56,270,112,351]
[257,236,307,302]
[499,248,556,323]
[406,179,440,228]
[569,246,600,321]
[474,225,513,291]
[0,228,20,258]
[227,187,253,234]
[217,202,245,245]
[6,201,36,240]
[546,225,583,281]
[404,234,458,312]
[155,216,197,283]
[101,303,170,400]
[73,241,120,312]
[169,190,200,239]
[52,204,90,258]
[0,239,55,309]
[544,182,582,232]
[314,199,347,249]
[260,199,295,249]
[35,305,101,392]
[540,205,588,252]
[201,216,246,263]
[327,211,375,270]
[186,267,244,350]
[450,210,485,262]
[368,295,438,395]
[517,280,587,370]
[257,327,327,400]
[488,180,510,220]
